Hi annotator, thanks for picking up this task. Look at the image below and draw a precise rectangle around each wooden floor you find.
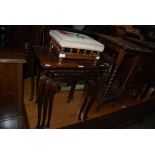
[24,78,152,129]
[0,116,26,129]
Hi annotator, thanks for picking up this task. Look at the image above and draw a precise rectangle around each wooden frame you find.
[49,38,100,65]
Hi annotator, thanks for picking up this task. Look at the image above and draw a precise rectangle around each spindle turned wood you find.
[49,33,101,66]
[95,34,152,104]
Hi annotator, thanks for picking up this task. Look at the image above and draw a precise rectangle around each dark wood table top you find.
[95,34,152,54]
[0,48,26,63]
[125,37,155,50]
[33,45,106,71]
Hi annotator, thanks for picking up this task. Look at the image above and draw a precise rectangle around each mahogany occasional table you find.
[33,46,107,128]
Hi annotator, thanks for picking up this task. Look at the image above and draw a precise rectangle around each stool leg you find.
[78,88,91,120]
[82,78,100,121]
[82,81,89,97]
[67,80,77,103]
[36,75,46,129]
[82,92,96,121]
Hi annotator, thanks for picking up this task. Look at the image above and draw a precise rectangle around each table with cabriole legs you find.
[34,46,106,128]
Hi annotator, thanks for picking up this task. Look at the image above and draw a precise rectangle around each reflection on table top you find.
[33,45,107,70]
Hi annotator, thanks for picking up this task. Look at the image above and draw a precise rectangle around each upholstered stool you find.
[49,30,104,65]
[49,30,105,103]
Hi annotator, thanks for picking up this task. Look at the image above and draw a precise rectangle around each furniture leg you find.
[41,78,51,128]
[35,63,40,103]
[78,88,91,120]
[95,65,119,109]
[82,81,89,97]
[67,80,77,103]
[36,74,46,128]
[78,80,95,120]
[138,83,150,100]
[29,55,35,101]
[120,55,143,101]
[46,80,59,128]
[45,93,54,128]
[82,80,100,121]
[102,65,119,98]
[26,52,35,101]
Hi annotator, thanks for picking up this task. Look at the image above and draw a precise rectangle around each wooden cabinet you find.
[8,25,54,48]
[0,48,26,127]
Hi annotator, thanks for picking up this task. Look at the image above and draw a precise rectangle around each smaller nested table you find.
[34,46,106,128]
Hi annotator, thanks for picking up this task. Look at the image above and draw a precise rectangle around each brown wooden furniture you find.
[33,46,106,128]
[124,37,155,100]
[49,30,104,65]
[0,48,26,128]
[24,39,155,129]
[95,34,152,104]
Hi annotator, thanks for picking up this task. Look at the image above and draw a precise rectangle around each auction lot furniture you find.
[95,34,152,105]
[0,48,26,128]
[24,39,155,129]
[49,30,104,65]
[30,30,105,102]
[59,37,155,129]
[33,30,106,128]
[34,46,106,128]
[125,37,155,100]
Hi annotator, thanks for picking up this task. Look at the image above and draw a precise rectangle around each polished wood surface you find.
[33,45,106,128]
[0,48,26,63]
[125,36,155,50]
[34,45,105,69]
[0,116,26,129]
[0,64,18,120]
[96,34,152,53]
[0,48,26,127]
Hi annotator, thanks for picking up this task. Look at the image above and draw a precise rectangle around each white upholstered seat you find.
[49,30,104,52]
